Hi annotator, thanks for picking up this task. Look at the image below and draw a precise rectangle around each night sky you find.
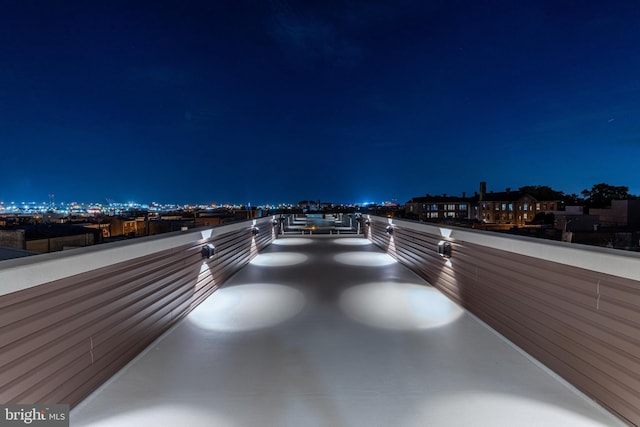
[2,1,639,205]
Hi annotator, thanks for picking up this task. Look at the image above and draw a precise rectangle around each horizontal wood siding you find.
[0,218,274,407]
[368,217,640,426]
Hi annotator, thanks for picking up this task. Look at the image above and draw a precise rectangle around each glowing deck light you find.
[333,238,371,246]
[339,282,463,330]
[333,252,397,267]
[77,405,234,427]
[439,227,452,238]
[201,243,215,259]
[412,392,618,427]
[250,252,308,267]
[188,284,305,332]
[438,240,452,258]
[271,238,314,246]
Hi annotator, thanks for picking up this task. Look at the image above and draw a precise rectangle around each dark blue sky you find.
[1,1,639,205]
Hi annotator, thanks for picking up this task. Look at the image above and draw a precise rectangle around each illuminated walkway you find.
[71,237,624,427]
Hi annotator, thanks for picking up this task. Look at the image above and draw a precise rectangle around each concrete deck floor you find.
[71,236,625,427]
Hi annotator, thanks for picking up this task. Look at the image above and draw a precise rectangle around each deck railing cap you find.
[0,218,273,297]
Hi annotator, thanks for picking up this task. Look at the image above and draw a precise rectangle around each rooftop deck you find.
[70,236,623,427]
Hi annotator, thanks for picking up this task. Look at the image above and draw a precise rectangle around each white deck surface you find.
[71,236,625,427]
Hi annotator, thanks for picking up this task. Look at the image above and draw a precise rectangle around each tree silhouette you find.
[581,183,631,208]
[562,193,582,206]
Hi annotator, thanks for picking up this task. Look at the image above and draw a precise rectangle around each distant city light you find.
[0,195,384,219]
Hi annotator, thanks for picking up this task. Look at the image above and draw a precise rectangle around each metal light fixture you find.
[438,241,452,258]
[201,243,215,259]
[365,219,371,226]
[252,227,260,236]
[272,218,279,226]
[386,225,393,235]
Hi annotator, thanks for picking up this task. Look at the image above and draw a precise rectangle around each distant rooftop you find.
[0,246,38,261]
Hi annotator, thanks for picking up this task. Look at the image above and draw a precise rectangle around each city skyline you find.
[2,1,639,204]
[1,179,636,212]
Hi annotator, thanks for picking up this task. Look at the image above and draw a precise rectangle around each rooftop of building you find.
[0,245,38,261]
[69,235,627,427]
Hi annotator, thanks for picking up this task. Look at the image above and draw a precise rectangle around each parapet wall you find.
[367,216,640,426]
[0,217,276,407]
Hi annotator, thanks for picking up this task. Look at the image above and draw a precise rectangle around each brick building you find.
[406,182,560,227]
[477,182,559,226]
